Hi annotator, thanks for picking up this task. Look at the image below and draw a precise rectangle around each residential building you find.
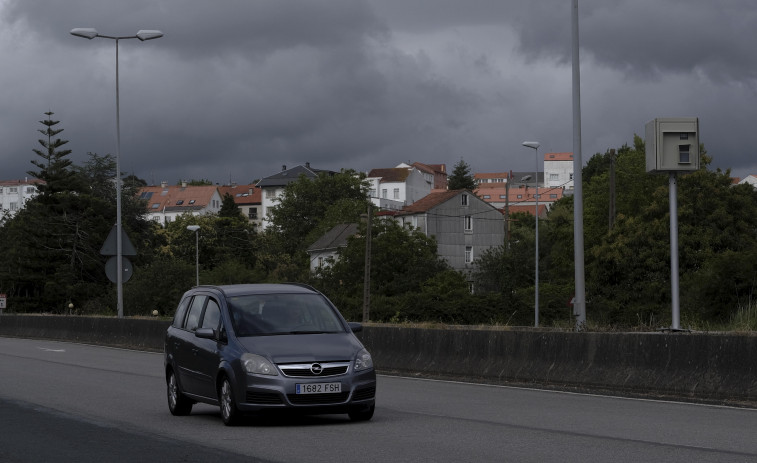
[138,182,223,225]
[306,223,359,272]
[738,174,757,188]
[393,189,504,274]
[475,184,562,215]
[0,178,44,220]
[366,166,432,211]
[218,183,262,228]
[256,163,336,230]
[407,162,448,190]
[544,152,574,189]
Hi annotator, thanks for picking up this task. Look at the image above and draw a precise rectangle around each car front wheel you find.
[219,377,241,426]
[167,370,193,416]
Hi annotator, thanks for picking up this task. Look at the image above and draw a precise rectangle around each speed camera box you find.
[645,117,699,173]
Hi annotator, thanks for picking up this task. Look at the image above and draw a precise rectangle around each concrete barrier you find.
[2,315,755,406]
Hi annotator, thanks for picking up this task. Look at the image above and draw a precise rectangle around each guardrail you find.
[1,315,755,407]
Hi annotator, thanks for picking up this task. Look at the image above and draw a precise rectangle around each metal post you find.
[669,172,680,330]
[362,203,372,322]
[195,229,200,287]
[114,38,124,318]
[534,149,539,328]
[572,0,587,329]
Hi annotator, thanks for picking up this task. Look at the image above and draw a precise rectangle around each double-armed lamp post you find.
[70,28,163,318]
[522,141,541,327]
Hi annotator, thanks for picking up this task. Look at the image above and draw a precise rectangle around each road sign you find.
[105,257,133,283]
[100,225,137,256]
[0,293,6,312]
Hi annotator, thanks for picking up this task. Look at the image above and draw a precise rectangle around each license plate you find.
[296,382,341,394]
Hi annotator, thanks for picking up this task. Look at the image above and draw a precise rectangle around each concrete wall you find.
[2,315,755,406]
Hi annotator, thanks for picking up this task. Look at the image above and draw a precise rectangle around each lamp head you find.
[136,30,164,41]
[187,225,200,232]
[70,28,99,39]
[522,141,540,150]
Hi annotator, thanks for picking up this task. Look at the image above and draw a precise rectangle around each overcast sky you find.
[1,0,755,186]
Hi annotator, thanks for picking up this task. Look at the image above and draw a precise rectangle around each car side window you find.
[173,298,190,328]
[185,295,207,332]
[201,299,221,330]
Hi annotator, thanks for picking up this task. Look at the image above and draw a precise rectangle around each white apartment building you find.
[0,179,44,220]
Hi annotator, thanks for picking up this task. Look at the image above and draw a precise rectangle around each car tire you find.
[348,404,375,422]
[219,377,241,426]
[167,370,193,416]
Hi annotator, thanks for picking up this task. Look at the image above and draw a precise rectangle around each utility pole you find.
[609,149,616,231]
[362,203,372,323]
[504,171,511,247]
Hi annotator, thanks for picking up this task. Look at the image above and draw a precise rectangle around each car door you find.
[175,294,208,396]
[192,297,223,400]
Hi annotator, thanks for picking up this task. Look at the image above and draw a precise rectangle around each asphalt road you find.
[2,336,757,463]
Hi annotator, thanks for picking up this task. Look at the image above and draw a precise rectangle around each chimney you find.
[282,165,287,171]
[305,162,310,169]
[161,181,168,188]
[181,180,187,188]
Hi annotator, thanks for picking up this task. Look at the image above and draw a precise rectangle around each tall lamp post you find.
[70,28,163,318]
[522,141,540,327]
[187,225,200,286]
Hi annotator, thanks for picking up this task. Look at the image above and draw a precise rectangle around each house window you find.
[393,188,400,199]
[26,187,35,194]
[550,174,559,181]
[680,133,689,140]
[465,246,473,263]
[381,189,387,199]
[550,194,557,199]
[318,257,324,268]
[248,208,258,220]
[679,145,691,164]
[189,199,196,204]
[0,187,3,193]
[461,193,469,206]
[265,189,276,199]
[369,189,376,198]
[9,202,17,211]
[151,203,160,209]
[464,215,473,231]
[517,194,523,199]
[483,195,490,199]
[9,187,17,193]
[176,200,184,205]
[499,195,507,199]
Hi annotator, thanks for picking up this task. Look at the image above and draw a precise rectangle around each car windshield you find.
[228,293,347,337]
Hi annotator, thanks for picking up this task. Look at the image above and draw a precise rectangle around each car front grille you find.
[287,392,350,405]
[278,362,350,378]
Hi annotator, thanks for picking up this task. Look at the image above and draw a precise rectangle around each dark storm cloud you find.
[1,0,756,188]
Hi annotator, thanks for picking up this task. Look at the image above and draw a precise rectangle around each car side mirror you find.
[348,322,363,333]
[195,327,217,340]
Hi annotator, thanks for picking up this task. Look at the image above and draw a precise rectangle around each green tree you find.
[267,170,370,257]
[219,193,243,219]
[315,219,449,321]
[448,158,476,191]
[27,112,82,199]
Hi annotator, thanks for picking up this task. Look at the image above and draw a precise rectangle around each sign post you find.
[0,293,6,314]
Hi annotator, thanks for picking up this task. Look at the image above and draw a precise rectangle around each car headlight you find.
[242,353,278,376]
[354,348,373,371]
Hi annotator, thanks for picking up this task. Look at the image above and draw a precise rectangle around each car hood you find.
[237,332,363,363]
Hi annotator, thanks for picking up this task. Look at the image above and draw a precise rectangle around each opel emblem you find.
[310,363,323,375]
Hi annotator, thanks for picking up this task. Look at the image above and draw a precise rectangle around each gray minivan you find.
[164,283,376,425]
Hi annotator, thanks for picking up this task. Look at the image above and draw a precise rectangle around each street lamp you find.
[522,141,540,327]
[71,28,164,318]
[187,225,200,286]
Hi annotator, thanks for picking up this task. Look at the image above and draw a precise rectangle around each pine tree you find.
[447,158,476,190]
[27,112,81,198]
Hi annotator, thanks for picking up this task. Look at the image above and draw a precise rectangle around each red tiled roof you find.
[217,184,261,205]
[397,189,462,215]
[544,152,573,161]
[138,185,218,212]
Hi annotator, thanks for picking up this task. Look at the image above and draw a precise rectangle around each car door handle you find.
[192,348,199,356]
